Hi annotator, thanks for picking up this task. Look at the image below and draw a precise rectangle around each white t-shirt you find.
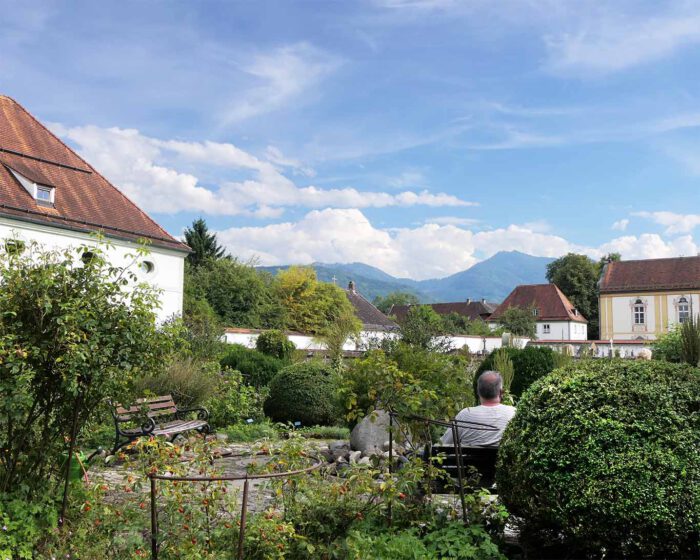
[440,404,516,447]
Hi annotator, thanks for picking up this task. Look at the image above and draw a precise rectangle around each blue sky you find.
[2,0,699,279]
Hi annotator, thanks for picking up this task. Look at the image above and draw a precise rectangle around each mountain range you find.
[259,251,555,304]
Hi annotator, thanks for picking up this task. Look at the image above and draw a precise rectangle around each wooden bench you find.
[111,395,210,454]
[424,444,498,491]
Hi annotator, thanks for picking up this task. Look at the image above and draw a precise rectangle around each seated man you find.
[441,370,515,447]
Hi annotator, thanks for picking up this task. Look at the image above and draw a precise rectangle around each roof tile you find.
[488,284,587,323]
[0,96,187,252]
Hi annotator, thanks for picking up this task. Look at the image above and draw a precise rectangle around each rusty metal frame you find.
[148,458,323,559]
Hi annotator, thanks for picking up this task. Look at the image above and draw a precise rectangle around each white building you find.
[487,283,588,341]
[599,256,700,341]
[0,96,188,321]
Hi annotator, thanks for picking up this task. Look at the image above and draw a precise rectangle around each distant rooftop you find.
[488,284,587,323]
[345,281,399,331]
[599,255,700,294]
[389,299,498,323]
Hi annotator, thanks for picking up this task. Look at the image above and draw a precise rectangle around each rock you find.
[215,433,228,442]
[358,457,371,466]
[381,440,405,455]
[328,441,350,460]
[349,450,362,464]
[336,456,348,464]
[350,410,394,455]
[637,348,653,360]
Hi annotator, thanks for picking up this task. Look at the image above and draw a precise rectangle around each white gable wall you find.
[0,216,185,323]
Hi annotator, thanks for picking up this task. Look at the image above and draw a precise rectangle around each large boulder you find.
[350,410,392,455]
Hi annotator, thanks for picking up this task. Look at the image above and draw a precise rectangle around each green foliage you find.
[341,346,475,435]
[315,305,362,369]
[183,217,227,267]
[399,305,448,350]
[652,325,683,362]
[187,258,282,329]
[0,240,168,496]
[490,349,514,393]
[497,359,700,558]
[274,266,358,334]
[181,295,226,360]
[680,314,700,366]
[222,421,279,442]
[496,306,537,338]
[205,369,267,428]
[546,253,600,338]
[0,493,58,559]
[374,291,420,315]
[136,357,220,408]
[295,425,350,439]
[264,361,340,426]
[441,313,493,336]
[220,344,287,387]
[255,329,296,360]
[477,346,556,398]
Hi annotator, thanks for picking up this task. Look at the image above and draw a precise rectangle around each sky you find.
[2,0,700,280]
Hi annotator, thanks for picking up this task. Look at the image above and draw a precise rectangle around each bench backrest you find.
[114,395,178,421]
[428,445,498,488]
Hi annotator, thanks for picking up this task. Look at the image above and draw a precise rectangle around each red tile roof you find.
[389,300,498,323]
[488,284,587,323]
[599,256,700,293]
[0,96,187,252]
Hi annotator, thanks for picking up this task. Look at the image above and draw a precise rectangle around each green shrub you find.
[476,346,556,398]
[264,361,340,426]
[0,493,57,559]
[220,344,287,387]
[497,359,700,558]
[205,369,267,428]
[135,357,220,408]
[295,425,350,439]
[256,329,296,360]
[223,421,279,442]
[652,325,683,362]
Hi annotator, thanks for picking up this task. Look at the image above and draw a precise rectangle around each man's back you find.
[441,404,516,447]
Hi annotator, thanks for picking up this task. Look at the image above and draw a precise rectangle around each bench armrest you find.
[175,406,209,422]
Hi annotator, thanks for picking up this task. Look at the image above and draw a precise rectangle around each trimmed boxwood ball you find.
[497,359,700,558]
[264,361,339,426]
[476,346,556,398]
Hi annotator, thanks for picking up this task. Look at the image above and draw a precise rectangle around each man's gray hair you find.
[477,370,503,400]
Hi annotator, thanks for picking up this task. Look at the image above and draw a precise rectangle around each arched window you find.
[678,297,690,323]
[633,299,645,325]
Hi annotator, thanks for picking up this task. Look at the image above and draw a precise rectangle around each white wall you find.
[606,292,700,341]
[0,217,185,323]
[535,320,588,341]
[531,340,650,359]
[224,330,523,354]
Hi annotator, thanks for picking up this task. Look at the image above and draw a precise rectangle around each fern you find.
[492,348,515,393]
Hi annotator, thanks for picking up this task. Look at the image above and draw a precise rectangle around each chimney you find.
[466,298,471,304]
[481,298,486,304]
[348,280,356,293]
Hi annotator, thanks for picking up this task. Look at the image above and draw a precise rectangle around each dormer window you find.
[6,166,55,207]
[532,308,539,317]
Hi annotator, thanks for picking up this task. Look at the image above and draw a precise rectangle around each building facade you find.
[487,283,588,341]
[599,256,700,341]
[0,96,188,321]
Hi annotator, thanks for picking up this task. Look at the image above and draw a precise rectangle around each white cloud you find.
[427,216,480,226]
[633,211,700,235]
[596,234,698,260]
[387,171,425,189]
[51,124,474,216]
[612,218,629,231]
[222,43,340,124]
[216,208,699,280]
[545,9,700,75]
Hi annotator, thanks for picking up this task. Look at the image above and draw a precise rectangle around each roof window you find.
[6,166,55,206]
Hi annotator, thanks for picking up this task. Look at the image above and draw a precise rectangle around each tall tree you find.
[273,266,359,334]
[546,253,601,339]
[184,218,227,267]
[498,306,537,339]
[373,291,420,315]
[399,305,447,350]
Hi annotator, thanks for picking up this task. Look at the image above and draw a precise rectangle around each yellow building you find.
[598,256,700,341]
